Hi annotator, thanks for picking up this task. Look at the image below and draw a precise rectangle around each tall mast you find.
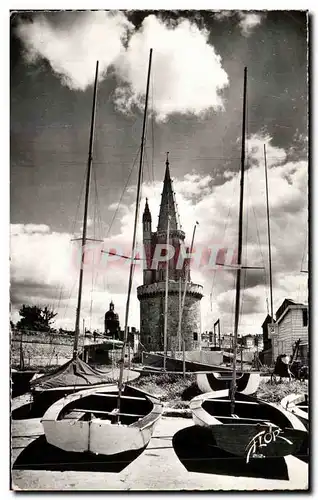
[230,67,247,414]
[73,61,99,359]
[179,222,198,378]
[116,49,153,418]
[178,277,182,351]
[264,144,274,321]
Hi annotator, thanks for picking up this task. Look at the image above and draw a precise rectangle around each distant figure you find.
[271,353,293,383]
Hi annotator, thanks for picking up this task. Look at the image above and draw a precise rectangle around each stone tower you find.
[137,156,203,352]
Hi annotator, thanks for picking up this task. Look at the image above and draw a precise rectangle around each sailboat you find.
[41,49,163,455]
[27,61,121,415]
[189,67,307,463]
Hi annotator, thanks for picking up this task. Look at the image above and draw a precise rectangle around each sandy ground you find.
[11,414,308,491]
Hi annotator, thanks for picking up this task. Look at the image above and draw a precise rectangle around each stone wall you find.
[138,282,203,351]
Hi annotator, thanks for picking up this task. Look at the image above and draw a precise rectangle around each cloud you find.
[214,10,265,37]
[10,132,307,334]
[238,13,263,37]
[16,12,229,121]
[113,15,229,120]
[16,11,133,90]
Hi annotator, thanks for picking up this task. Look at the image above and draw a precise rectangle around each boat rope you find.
[105,146,141,239]
[151,74,155,184]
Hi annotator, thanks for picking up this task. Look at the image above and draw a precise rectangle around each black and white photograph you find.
[10,9,309,491]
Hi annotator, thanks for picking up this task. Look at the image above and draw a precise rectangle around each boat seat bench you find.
[215,415,271,423]
[71,408,144,418]
[94,393,146,401]
[64,410,87,421]
[205,399,259,405]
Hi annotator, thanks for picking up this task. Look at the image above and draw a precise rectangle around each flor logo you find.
[245,426,293,464]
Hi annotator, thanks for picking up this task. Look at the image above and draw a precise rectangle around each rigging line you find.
[60,278,77,321]
[105,145,141,239]
[49,161,87,315]
[71,164,88,238]
[92,161,104,240]
[246,176,269,302]
[143,144,152,185]
[209,175,238,311]
[151,73,155,184]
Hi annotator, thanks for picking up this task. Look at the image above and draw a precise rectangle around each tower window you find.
[302,309,308,327]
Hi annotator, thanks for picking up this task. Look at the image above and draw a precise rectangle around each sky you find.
[10,9,308,336]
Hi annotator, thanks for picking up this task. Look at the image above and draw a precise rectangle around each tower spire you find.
[157,153,178,232]
[143,197,152,223]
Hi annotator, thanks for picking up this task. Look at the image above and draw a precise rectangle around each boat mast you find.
[230,67,247,414]
[73,61,99,359]
[179,222,198,378]
[116,49,153,418]
[264,144,274,321]
[178,277,182,351]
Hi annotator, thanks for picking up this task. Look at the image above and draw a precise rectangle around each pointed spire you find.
[142,197,152,223]
[157,153,178,232]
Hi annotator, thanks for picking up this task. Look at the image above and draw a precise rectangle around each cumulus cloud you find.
[214,10,265,37]
[10,133,308,334]
[113,15,229,120]
[16,12,229,121]
[238,13,263,36]
[16,11,133,90]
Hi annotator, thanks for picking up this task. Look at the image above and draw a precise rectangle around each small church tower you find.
[104,301,120,339]
[137,155,203,352]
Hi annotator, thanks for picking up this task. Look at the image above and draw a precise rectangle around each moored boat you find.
[41,384,163,455]
[190,389,307,463]
[196,371,260,395]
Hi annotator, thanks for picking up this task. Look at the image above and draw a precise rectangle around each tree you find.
[16,305,57,332]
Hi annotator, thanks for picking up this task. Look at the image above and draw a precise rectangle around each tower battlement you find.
[137,281,203,300]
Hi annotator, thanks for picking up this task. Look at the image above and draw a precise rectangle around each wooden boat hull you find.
[211,424,306,461]
[190,390,307,463]
[41,384,163,455]
[196,372,260,395]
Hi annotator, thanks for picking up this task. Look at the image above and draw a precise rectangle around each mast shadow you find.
[13,435,147,473]
[172,425,290,480]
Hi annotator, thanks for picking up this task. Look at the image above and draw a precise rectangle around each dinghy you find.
[196,371,260,395]
[41,384,162,455]
[190,389,307,463]
[281,393,309,430]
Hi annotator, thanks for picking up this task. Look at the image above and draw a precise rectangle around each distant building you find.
[263,298,308,364]
[261,314,275,352]
[241,334,255,350]
[104,301,120,339]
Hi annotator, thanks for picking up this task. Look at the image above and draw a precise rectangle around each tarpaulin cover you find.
[30,357,113,390]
